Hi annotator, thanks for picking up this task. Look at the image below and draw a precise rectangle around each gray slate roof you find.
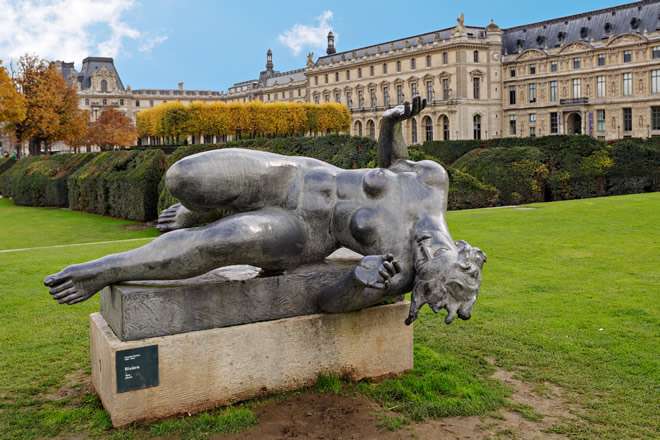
[502,0,660,54]
[78,57,125,91]
[264,69,306,87]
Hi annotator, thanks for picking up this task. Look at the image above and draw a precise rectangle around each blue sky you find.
[0,0,632,91]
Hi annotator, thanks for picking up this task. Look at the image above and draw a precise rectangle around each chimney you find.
[266,48,274,71]
[326,31,336,55]
[178,81,184,91]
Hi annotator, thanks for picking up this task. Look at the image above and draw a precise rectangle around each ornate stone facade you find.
[40,0,659,152]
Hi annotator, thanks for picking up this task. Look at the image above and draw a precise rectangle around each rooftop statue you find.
[45,97,486,325]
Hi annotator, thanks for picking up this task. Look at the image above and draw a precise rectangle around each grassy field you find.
[0,194,658,439]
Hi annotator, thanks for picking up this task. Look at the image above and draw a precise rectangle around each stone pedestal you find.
[90,302,413,427]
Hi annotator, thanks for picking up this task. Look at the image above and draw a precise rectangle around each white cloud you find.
[0,0,165,63]
[138,35,168,53]
[278,10,334,56]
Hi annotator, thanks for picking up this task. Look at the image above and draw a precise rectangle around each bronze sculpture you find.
[45,97,486,325]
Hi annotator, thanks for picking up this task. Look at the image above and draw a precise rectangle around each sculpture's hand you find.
[382,96,426,123]
[354,254,401,290]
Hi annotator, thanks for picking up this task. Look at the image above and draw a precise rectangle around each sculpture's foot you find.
[44,265,107,305]
[156,203,196,233]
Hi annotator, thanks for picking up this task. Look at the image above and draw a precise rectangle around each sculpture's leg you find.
[44,208,307,304]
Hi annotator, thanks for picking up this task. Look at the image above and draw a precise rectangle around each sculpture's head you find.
[406,235,486,325]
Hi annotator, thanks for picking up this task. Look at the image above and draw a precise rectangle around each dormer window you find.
[557,31,566,43]
[536,35,546,46]
[604,22,614,34]
[630,17,640,30]
[516,39,524,51]
[580,27,589,39]
[100,79,108,93]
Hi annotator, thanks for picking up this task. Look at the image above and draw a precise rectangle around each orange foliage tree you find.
[0,62,26,148]
[85,108,137,150]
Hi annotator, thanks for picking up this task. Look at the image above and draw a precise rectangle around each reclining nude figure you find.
[45,97,486,325]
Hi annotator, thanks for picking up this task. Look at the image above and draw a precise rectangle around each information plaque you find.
[115,345,159,393]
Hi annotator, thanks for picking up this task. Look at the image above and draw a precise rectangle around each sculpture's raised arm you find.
[378,96,426,168]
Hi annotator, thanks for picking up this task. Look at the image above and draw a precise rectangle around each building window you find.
[396,61,401,72]
[370,65,374,76]
[135,100,139,107]
[298,88,301,97]
[102,98,107,105]
[597,109,606,131]
[509,86,516,105]
[473,77,480,100]
[573,58,581,69]
[367,120,375,139]
[653,70,660,94]
[323,92,330,102]
[410,58,416,69]
[652,107,660,130]
[426,55,432,67]
[597,76,606,97]
[623,73,632,96]
[85,98,90,105]
[623,50,632,63]
[334,91,341,103]
[572,78,581,98]
[410,82,418,97]
[441,115,450,140]
[324,74,328,84]
[355,120,363,137]
[529,113,536,123]
[473,114,481,140]
[442,79,450,100]
[426,80,434,101]
[358,90,364,108]
[442,52,448,64]
[473,50,479,63]
[267,93,271,101]
[369,88,377,108]
[314,76,318,86]
[623,108,632,132]
[598,54,606,66]
[383,63,388,74]
[509,115,517,135]
[119,99,124,106]
[149,99,154,107]
[550,112,559,134]
[528,83,536,103]
[396,84,404,104]
[510,68,516,78]
[550,80,557,102]
[653,46,660,60]
[529,126,536,137]
[550,62,558,73]
[383,87,389,107]
[346,70,351,80]
[411,118,418,144]
[346,91,353,108]
[358,67,362,78]
[314,94,320,104]
[529,65,536,75]
[335,72,339,82]
[100,79,108,92]
[423,116,433,142]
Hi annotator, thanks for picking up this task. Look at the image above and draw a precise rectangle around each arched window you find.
[440,115,450,140]
[473,114,482,140]
[473,50,479,63]
[100,79,108,93]
[354,120,363,137]
[367,120,376,140]
[422,116,433,142]
[411,118,418,144]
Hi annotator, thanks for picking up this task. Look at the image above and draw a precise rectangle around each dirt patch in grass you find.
[123,223,154,231]
[219,363,579,440]
[42,369,92,402]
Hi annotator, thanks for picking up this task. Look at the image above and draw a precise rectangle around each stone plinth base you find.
[90,302,413,427]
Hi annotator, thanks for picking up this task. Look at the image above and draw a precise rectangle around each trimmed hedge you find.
[447,168,499,210]
[69,150,166,221]
[0,157,15,177]
[454,147,548,205]
[0,154,95,206]
[606,139,660,195]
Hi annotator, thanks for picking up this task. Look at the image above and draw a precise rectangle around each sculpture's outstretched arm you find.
[378,96,426,168]
[318,254,409,316]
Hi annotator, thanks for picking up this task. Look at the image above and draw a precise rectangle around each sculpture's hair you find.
[405,238,486,325]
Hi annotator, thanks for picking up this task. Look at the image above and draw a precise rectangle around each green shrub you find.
[0,154,95,206]
[606,140,660,195]
[0,157,15,183]
[69,150,166,221]
[453,147,548,205]
[447,168,499,210]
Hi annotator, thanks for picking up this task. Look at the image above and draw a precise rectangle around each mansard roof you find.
[78,57,125,90]
[502,0,660,54]
[264,68,306,87]
[316,26,487,67]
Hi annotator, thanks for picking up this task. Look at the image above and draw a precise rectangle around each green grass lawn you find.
[0,194,658,440]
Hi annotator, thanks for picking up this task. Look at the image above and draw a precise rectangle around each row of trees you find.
[136,101,351,143]
[0,55,137,155]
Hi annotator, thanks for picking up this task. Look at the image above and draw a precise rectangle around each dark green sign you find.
[116,345,159,393]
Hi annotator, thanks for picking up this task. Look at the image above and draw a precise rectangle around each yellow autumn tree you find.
[0,62,26,144]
